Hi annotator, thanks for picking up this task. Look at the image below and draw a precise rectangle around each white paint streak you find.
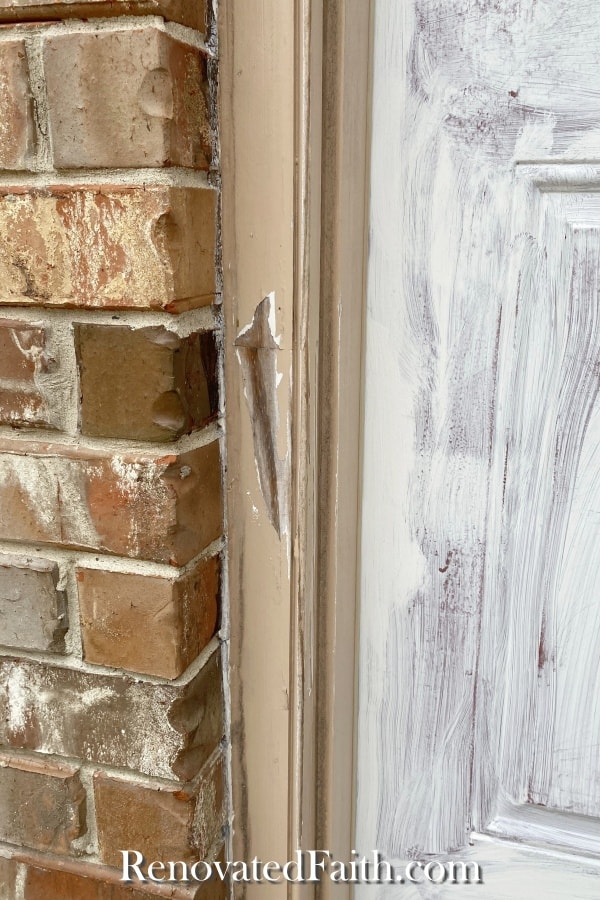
[356,0,600,887]
[6,665,29,736]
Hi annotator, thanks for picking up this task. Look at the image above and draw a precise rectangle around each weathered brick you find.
[0,554,67,653]
[0,386,47,429]
[0,319,48,382]
[78,555,220,679]
[0,1,206,31]
[24,868,153,900]
[0,651,223,781]
[0,439,222,564]
[95,756,224,869]
[0,753,85,853]
[0,186,216,311]
[45,28,210,170]
[23,864,225,899]
[76,325,218,442]
[0,856,17,899]
[0,40,33,171]
[0,319,64,430]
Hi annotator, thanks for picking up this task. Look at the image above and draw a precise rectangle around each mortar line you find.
[0,741,226,796]
[0,167,212,188]
[22,32,53,173]
[0,635,221,688]
[0,419,222,455]
[0,844,211,899]
[0,304,221,335]
[0,16,213,54]
[0,537,224,580]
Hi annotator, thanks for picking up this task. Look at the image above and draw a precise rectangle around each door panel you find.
[356,0,600,889]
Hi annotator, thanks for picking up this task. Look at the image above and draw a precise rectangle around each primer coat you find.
[356,0,600,891]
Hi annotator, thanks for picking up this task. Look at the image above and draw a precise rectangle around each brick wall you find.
[0,2,226,897]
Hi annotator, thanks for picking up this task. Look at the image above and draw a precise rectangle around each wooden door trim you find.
[219,0,371,895]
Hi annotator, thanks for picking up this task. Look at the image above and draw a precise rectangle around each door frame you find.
[219,0,372,896]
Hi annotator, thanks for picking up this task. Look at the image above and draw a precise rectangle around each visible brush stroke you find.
[356,0,600,885]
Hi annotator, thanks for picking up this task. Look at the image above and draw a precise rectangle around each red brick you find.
[95,755,225,869]
[0,1,207,30]
[0,40,33,171]
[0,651,223,781]
[0,438,222,565]
[78,555,220,679]
[44,28,210,170]
[0,186,216,311]
[0,319,48,382]
[76,325,218,442]
[23,864,226,899]
[0,753,85,854]
[24,868,153,900]
[0,386,47,428]
[0,554,67,653]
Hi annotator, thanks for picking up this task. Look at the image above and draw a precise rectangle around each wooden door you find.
[356,1,600,894]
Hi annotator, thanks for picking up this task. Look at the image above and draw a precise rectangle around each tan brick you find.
[0,1,206,31]
[0,40,33,171]
[78,555,220,679]
[0,753,85,854]
[0,438,222,565]
[0,186,216,312]
[45,28,211,170]
[0,554,67,653]
[0,856,17,899]
[0,651,223,781]
[95,756,224,869]
[76,325,218,442]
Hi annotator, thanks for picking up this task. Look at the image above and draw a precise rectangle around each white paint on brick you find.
[5,664,29,736]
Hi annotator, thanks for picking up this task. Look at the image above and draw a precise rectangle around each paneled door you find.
[356,1,600,895]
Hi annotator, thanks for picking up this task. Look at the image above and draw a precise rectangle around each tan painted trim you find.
[315,0,372,890]
[219,0,371,896]
[219,1,295,896]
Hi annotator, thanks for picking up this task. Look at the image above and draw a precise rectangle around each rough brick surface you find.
[0,554,67,652]
[0,319,64,430]
[23,865,226,899]
[78,555,220,679]
[45,28,211,170]
[0,439,222,564]
[0,753,85,853]
[0,319,48,382]
[76,325,219,442]
[0,186,217,311]
[0,651,223,781]
[0,856,17,898]
[95,756,224,868]
[24,868,153,900]
[0,40,33,171]
[0,1,207,31]
[0,386,47,429]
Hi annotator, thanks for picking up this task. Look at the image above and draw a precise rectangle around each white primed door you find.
[356,1,600,895]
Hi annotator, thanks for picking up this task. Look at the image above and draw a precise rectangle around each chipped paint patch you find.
[235,294,289,537]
